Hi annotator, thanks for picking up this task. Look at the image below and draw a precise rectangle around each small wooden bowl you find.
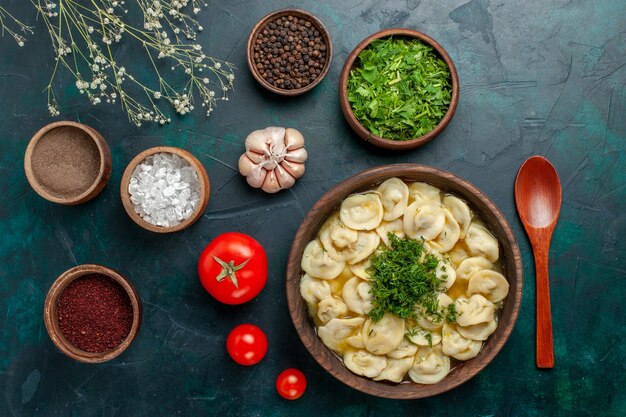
[120,146,210,233]
[24,121,112,204]
[339,29,459,151]
[44,264,142,363]
[286,164,523,399]
[247,9,333,96]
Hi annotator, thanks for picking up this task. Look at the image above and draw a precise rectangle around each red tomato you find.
[276,368,307,400]
[226,324,268,366]
[198,232,267,305]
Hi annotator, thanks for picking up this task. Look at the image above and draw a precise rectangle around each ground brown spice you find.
[57,274,133,353]
[30,126,101,198]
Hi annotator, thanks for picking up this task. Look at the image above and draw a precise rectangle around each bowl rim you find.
[246,8,333,96]
[120,146,210,233]
[338,28,460,151]
[285,164,523,399]
[43,264,142,363]
[24,121,112,205]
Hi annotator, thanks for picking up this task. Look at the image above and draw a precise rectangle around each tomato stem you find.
[212,255,250,289]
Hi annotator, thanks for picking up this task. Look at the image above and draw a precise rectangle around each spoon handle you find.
[533,240,554,368]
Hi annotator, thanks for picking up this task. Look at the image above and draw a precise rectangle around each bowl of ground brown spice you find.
[44,264,142,363]
[247,9,333,96]
[24,121,112,205]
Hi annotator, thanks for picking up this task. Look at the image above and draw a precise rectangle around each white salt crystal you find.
[128,152,201,227]
[163,186,176,197]
[166,172,181,184]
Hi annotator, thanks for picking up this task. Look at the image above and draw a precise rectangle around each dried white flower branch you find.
[3,0,235,126]
[0,6,34,46]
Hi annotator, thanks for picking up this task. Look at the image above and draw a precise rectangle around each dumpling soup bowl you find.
[285,164,523,399]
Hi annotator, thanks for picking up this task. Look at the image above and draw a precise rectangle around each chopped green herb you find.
[425,332,433,347]
[445,303,459,323]
[347,36,452,141]
[405,327,419,338]
[367,233,445,321]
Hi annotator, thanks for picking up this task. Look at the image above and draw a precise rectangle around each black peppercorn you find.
[253,14,328,90]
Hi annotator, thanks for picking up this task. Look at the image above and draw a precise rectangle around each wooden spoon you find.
[515,156,562,368]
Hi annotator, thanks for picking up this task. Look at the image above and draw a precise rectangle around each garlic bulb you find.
[238,127,307,193]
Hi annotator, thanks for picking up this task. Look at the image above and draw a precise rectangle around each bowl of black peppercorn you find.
[247,9,333,96]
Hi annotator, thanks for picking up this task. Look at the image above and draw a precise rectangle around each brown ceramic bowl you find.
[24,121,112,204]
[120,146,210,233]
[339,29,459,151]
[44,264,142,363]
[247,9,333,96]
[286,164,523,399]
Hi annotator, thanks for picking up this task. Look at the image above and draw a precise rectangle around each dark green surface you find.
[1,1,625,416]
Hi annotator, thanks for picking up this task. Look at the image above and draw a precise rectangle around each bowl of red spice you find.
[247,9,333,96]
[44,264,142,363]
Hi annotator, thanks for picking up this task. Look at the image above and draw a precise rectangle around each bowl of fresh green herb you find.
[339,29,459,150]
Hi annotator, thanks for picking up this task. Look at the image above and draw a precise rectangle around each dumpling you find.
[455,294,495,326]
[375,219,405,247]
[387,338,418,359]
[448,244,470,268]
[301,240,345,279]
[443,194,472,238]
[441,324,482,360]
[346,328,365,349]
[299,274,331,306]
[319,214,359,262]
[467,270,510,303]
[409,345,450,384]
[465,223,499,263]
[342,277,373,315]
[346,232,380,265]
[319,214,380,264]
[433,251,457,290]
[317,296,348,323]
[363,313,405,355]
[340,193,384,231]
[406,328,442,347]
[456,256,493,281]
[457,320,497,341]
[417,293,454,331]
[343,350,387,378]
[428,208,461,253]
[404,202,445,241]
[374,357,413,383]
[377,178,409,221]
[318,317,365,351]
[408,182,442,205]
[349,258,372,280]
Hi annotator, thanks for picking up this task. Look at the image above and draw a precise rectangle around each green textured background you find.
[0,0,624,416]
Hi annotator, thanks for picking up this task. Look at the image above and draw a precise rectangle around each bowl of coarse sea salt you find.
[120,147,210,233]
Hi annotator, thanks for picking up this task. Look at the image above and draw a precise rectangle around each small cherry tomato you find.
[226,324,268,366]
[276,368,307,400]
[198,232,268,305]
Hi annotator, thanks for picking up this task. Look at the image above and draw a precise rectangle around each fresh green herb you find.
[444,303,459,323]
[367,233,444,321]
[425,332,433,348]
[347,36,452,141]
[405,327,434,347]
[405,327,419,338]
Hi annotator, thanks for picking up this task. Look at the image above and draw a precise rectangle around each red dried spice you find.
[57,274,133,353]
